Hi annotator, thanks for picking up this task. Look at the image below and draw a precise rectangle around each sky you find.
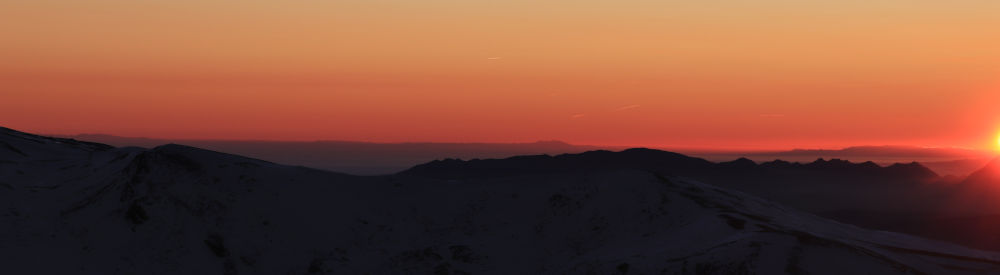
[2,0,1000,150]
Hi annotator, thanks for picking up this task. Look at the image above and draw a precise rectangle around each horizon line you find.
[49,132,996,154]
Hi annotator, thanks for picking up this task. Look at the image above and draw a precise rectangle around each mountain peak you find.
[961,157,1000,185]
[717,157,757,169]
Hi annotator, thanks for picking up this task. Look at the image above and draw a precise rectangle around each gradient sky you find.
[2,0,1000,150]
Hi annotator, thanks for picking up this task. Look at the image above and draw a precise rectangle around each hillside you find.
[2,127,1000,274]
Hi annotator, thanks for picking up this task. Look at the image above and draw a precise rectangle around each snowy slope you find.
[2,127,1000,274]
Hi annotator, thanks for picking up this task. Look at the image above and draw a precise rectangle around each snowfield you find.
[2,127,1000,274]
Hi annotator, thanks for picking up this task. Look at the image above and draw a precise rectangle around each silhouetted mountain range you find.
[404,148,938,182]
[691,145,994,177]
[961,158,1000,186]
[938,157,1000,216]
[61,134,620,175]
[404,148,950,230]
[6,126,1000,274]
[63,134,993,177]
[784,145,990,158]
[399,144,1000,254]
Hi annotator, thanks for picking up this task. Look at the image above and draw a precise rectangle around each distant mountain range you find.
[692,145,992,160]
[6,126,1000,274]
[62,134,621,175]
[778,145,990,158]
[404,148,938,183]
[689,145,996,177]
[63,134,996,177]
[405,149,945,217]
[402,146,1000,252]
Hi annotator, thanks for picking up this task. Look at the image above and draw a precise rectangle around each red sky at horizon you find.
[3,1,1000,151]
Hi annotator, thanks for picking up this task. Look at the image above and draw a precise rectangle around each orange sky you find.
[2,0,1000,150]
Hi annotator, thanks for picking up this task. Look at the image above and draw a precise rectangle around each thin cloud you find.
[486,57,503,60]
[571,114,586,119]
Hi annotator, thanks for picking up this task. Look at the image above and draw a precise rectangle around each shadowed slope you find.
[2,127,998,274]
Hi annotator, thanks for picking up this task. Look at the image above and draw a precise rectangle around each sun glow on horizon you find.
[2,1,1000,149]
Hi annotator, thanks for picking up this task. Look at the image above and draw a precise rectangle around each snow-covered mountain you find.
[3,126,1000,274]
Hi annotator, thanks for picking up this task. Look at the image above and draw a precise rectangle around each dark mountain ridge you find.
[403,147,939,182]
[5,126,1000,273]
[60,133,619,175]
[960,157,1000,186]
